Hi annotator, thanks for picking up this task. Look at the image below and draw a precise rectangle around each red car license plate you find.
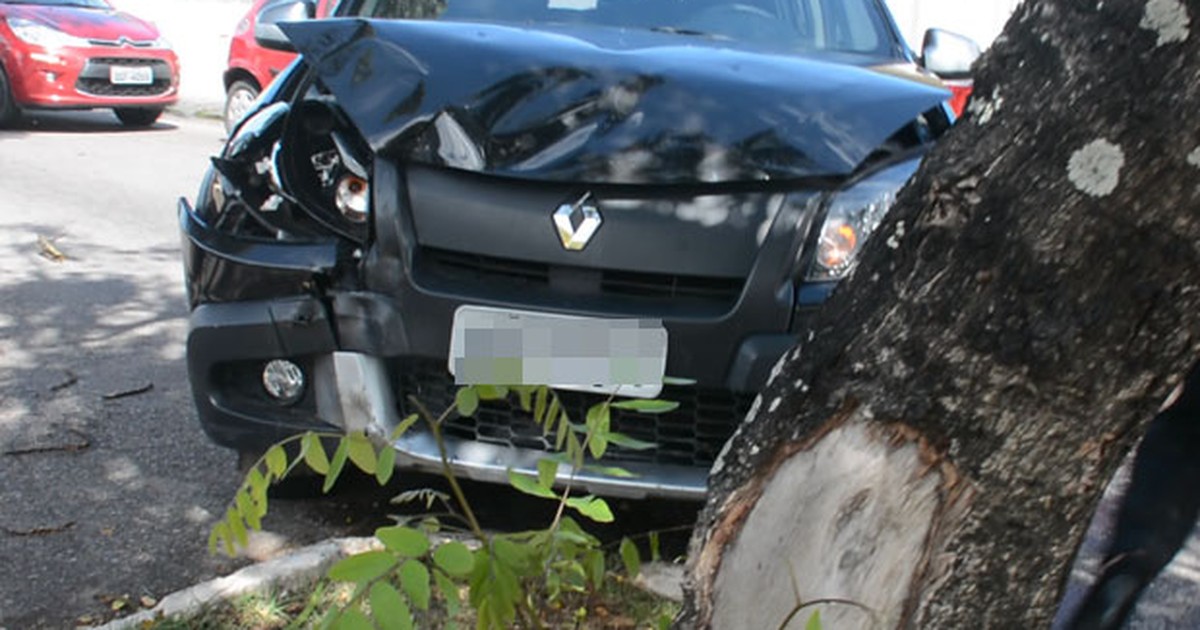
[109,66,153,86]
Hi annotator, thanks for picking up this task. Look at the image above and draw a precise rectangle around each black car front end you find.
[180,2,951,499]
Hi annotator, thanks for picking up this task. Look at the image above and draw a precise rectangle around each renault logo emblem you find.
[553,192,602,251]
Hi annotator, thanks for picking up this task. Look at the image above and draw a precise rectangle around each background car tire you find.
[224,79,260,134]
[114,107,164,127]
[0,64,19,128]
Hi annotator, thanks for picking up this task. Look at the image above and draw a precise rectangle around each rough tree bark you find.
[682,0,1200,627]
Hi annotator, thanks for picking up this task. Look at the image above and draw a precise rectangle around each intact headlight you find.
[807,159,919,282]
[6,18,89,48]
[233,16,251,36]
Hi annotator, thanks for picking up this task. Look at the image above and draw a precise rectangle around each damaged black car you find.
[180,0,976,499]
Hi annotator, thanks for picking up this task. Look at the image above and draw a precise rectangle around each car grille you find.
[417,246,745,310]
[393,357,753,468]
[87,38,155,48]
[75,57,172,97]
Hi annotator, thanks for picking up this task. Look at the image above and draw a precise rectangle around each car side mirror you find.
[255,0,316,53]
[921,28,981,79]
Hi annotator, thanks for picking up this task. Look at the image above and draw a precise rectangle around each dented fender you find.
[179,197,339,272]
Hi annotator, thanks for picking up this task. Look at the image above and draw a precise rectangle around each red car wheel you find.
[224,79,261,133]
[0,64,18,127]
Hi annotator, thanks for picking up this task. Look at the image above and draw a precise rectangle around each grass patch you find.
[139,570,678,629]
[141,590,311,630]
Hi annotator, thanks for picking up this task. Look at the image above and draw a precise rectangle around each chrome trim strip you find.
[324,351,708,501]
[393,430,708,501]
[87,37,155,47]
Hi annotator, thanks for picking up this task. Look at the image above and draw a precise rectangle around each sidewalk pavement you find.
[110,0,253,117]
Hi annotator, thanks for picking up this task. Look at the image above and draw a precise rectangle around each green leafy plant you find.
[209,384,682,629]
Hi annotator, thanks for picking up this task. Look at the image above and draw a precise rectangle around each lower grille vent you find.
[394,358,753,468]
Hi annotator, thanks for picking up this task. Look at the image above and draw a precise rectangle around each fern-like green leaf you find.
[455,386,479,417]
[619,537,641,578]
[399,558,432,611]
[301,433,330,474]
[328,551,397,582]
[370,582,413,630]
[323,437,350,494]
[347,431,377,475]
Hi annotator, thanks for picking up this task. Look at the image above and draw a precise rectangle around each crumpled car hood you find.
[282,18,948,185]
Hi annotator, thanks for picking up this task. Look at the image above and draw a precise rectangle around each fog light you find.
[262,359,305,404]
[335,174,370,223]
[41,70,58,82]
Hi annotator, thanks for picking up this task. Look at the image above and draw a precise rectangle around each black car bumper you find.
[180,191,806,499]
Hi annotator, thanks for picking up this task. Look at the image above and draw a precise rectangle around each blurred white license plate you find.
[449,306,667,398]
[110,66,152,85]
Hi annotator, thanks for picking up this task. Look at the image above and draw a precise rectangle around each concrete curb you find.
[93,537,382,630]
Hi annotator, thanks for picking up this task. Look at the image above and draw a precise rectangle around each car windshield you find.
[0,0,111,7]
[355,0,897,55]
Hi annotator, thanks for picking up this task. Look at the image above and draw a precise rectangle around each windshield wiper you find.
[650,26,729,40]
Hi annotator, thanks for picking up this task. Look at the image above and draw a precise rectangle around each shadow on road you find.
[0,110,178,140]
[0,228,380,628]
[0,221,675,628]
[0,227,226,627]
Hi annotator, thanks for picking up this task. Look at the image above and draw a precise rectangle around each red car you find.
[223,0,333,132]
[0,0,179,127]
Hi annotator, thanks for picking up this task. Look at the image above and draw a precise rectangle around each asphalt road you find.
[0,110,397,629]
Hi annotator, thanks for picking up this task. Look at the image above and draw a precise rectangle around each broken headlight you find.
[806,158,919,282]
[306,126,371,226]
[204,97,373,243]
[273,97,373,240]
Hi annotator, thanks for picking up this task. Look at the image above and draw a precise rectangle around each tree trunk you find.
[682,1,1200,627]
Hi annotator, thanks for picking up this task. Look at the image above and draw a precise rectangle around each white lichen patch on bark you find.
[768,396,782,413]
[1140,0,1190,47]
[766,352,789,387]
[1067,139,1125,197]
[886,221,906,249]
[709,420,942,630]
[967,87,1003,125]
[1188,146,1200,167]
[711,394,764,475]
[711,439,732,475]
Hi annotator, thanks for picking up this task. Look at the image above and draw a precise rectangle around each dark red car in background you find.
[0,0,179,127]
[223,0,333,132]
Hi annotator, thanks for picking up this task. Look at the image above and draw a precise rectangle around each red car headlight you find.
[5,17,90,48]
